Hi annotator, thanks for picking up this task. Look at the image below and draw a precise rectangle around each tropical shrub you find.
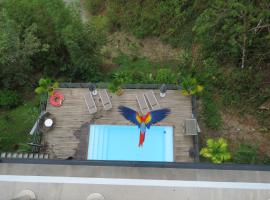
[233,144,257,164]
[108,79,123,95]
[200,138,231,164]
[180,76,203,96]
[0,90,22,108]
[35,78,59,96]
[108,72,129,95]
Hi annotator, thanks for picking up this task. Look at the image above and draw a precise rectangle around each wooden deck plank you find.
[43,88,194,162]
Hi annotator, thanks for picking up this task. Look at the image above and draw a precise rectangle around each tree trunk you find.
[241,10,247,69]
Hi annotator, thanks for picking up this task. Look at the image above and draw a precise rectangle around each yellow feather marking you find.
[145,113,152,125]
[136,113,142,124]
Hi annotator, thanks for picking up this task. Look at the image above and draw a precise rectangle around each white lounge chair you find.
[145,90,160,110]
[99,89,112,110]
[136,93,150,115]
[84,91,97,114]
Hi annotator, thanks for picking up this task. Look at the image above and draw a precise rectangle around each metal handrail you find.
[31,93,47,153]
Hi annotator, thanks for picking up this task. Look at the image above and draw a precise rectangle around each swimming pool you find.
[88,125,173,162]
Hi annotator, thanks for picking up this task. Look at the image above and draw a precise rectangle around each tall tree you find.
[193,0,270,69]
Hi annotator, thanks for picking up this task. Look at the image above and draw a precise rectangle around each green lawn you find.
[0,99,39,152]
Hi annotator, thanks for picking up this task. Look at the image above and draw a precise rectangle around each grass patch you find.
[201,91,222,130]
[112,53,155,74]
[0,98,39,152]
[110,53,179,84]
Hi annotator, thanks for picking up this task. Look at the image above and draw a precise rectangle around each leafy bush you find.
[85,0,105,14]
[0,100,38,151]
[17,143,32,153]
[35,78,59,96]
[261,155,270,165]
[200,138,231,164]
[156,69,178,84]
[193,0,269,69]
[87,16,108,47]
[107,0,200,47]
[0,0,103,89]
[233,144,257,164]
[113,53,153,73]
[201,91,222,130]
[0,90,22,108]
[111,72,132,84]
[220,68,263,107]
[108,79,123,94]
[180,76,203,96]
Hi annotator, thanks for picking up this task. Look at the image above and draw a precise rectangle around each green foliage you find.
[113,53,154,73]
[261,155,270,165]
[180,76,203,96]
[0,99,38,152]
[233,144,257,164]
[193,0,270,68]
[0,90,22,108]
[0,11,44,89]
[88,16,109,46]
[200,138,231,164]
[35,78,59,96]
[219,68,263,107]
[0,0,102,90]
[107,0,199,48]
[108,73,124,93]
[85,0,105,15]
[156,69,178,84]
[17,143,32,153]
[201,91,222,130]
[112,54,179,84]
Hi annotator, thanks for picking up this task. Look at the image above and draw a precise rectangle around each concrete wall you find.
[0,163,270,200]
[1,176,270,200]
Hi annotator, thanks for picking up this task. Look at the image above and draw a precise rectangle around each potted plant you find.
[108,73,126,96]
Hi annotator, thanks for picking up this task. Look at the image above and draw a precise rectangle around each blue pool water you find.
[88,125,173,162]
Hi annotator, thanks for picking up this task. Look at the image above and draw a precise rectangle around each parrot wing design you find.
[118,106,142,127]
[119,106,171,147]
[144,108,171,128]
[119,106,170,128]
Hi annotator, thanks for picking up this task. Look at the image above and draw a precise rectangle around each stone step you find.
[0,152,50,159]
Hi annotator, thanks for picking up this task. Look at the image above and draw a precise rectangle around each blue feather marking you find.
[118,106,141,127]
[145,108,171,129]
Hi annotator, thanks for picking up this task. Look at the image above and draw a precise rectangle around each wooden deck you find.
[43,88,194,162]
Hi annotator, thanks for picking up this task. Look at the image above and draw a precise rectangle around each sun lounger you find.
[145,90,160,110]
[99,89,112,110]
[84,91,97,114]
[136,93,150,115]
[184,119,198,135]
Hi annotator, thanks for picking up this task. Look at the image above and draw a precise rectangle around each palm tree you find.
[200,138,231,164]
[181,76,203,96]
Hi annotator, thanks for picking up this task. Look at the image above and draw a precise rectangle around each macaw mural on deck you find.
[119,106,171,147]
